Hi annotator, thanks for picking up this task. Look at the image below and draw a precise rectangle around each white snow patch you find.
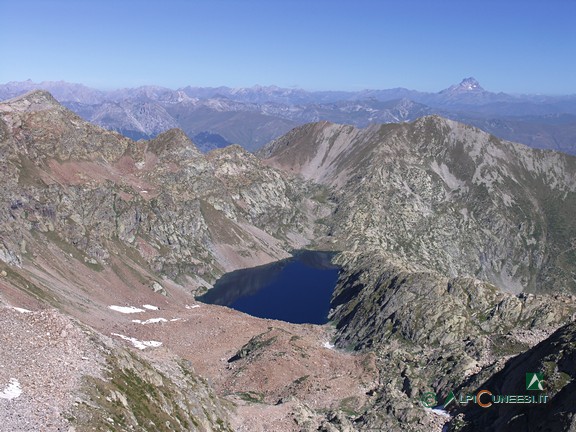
[142,304,159,310]
[0,378,22,400]
[108,305,145,314]
[323,341,335,349]
[131,318,168,325]
[12,307,31,313]
[185,304,201,309]
[170,318,182,322]
[111,333,162,350]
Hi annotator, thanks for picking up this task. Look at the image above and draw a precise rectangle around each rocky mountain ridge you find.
[261,117,576,295]
[1,91,575,431]
[0,90,325,281]
[0,90,339,431]
[3,79,576,154]
[259,115,576,430]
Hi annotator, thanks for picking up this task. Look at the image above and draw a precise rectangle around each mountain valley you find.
[1,90,575,431]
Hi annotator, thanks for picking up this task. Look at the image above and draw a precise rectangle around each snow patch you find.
[108,305,145,314]
[323,341,335,349]
[132,318,168,325]
[12,307,31,313]
[111,333,162,350]
[0,379,22,400]
[185,304,201,309]
[142,304,159,310]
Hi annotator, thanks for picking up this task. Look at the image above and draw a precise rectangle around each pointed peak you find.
[1,90,62,112]
[412,114,455,128]
[440,77,485,94]
[148,128,201,158]
[152,128,194,147]
[458,77,483,91]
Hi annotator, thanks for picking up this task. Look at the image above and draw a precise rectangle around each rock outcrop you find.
[261,117,576,295]
[0,306,233,432]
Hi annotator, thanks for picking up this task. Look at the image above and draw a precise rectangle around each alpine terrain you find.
[3,78,576,155]
[0,90,575,431]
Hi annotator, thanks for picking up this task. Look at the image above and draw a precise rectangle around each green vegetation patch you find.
[69,351,232,432]
[339,396,362,417]
[235,391,265,404]
[229,332,278,362]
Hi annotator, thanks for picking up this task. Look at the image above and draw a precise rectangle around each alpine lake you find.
[196,250,340,324]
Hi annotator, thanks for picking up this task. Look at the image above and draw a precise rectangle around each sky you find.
[1,0,575,94]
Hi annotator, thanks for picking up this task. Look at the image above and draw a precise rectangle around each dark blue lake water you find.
[196,251,340,324]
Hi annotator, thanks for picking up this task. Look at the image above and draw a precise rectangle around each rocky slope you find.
[321,250,575,431]
[0,90,327,287]
[0,91,364,431]
[1,91,576,431]
[261,117,576,295]
[260,117,576,431]
[330,251,576,351]
[0,306,233,432]
[453,321,576,431]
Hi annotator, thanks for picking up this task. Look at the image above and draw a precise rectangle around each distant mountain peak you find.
[441,77,485,94]
[459,77,483,91]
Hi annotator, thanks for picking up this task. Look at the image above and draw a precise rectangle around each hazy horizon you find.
[1,0,575,95]
[3,76,574,97]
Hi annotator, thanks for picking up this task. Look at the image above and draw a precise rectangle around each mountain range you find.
[2,78,576,155]
[0,90,575,431]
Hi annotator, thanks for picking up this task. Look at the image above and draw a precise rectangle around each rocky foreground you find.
[1,91,575,431]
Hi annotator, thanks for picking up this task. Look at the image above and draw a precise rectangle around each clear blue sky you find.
[1,0,575,94]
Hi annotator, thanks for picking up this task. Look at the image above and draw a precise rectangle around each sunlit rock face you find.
[261,116,576,295]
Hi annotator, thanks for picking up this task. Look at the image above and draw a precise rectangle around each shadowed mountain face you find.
[454,322,576,432]
[1,91,576,431]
